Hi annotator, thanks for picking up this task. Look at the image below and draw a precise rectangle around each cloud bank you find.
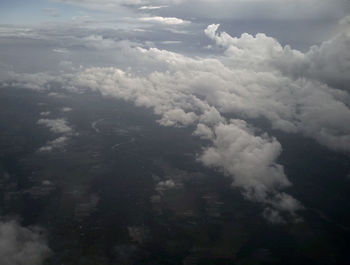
[2,19,349,222]
[53,0,350,21]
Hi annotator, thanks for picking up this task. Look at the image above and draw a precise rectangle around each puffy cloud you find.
[199,120,302,215]
[38,136,69,152]
[193,123,214,140]
[200,120,289,198]
[263,208,286,224]
[305,31,350,91]
[72,24,350,152]
[37,118,74,134]
[203,24,350,151]
[156,179,176,192]
[37,119,76,152]
[0,220,51,265]
[3,20,350,222]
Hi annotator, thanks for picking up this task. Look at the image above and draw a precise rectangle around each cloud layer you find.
[1,19,349,222]
[63,22,350,221]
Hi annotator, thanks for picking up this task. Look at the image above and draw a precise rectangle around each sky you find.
[0,1,350,262]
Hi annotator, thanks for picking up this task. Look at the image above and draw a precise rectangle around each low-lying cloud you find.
[2,19,350,222]
[37,118,76,152]
[0,220,51,265]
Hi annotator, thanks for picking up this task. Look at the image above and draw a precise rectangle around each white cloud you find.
[4,20,350,222]
[139,5,168,10]
[38,136,69,152]
[156,179,176,191]
[40,111,51,116]
[37,119,76,152]
[65,23,350,221]
[0,220,51,265]
[61,107,73,112]
[199,120,302,214]
[160,40,182,44]
[37,118,74,134]
[193,123,214,140]
[138,16,190,25]
[1,72,55,91]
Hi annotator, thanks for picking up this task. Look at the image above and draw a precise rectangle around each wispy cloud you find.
[138,16,190,25]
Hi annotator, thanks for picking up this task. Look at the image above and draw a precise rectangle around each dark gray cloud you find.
[0,220,51,265]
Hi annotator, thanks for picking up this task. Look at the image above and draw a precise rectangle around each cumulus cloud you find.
[37,118,74,134]
[203,24,350,151]
[3,20,350,222]
[193,123,214,140]
[37,118,76,152]
[64,22,350,221]
[71,25,350,152]
[156,179,176,192]
[305,31,350,90]
[38,136,69,152]
[200,121,289,200]
[0,220,51,265]
[0,72,56,91]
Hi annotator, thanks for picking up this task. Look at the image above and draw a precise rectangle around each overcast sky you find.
[0,0,350,226]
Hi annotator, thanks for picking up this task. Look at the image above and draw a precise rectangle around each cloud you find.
[38,136,69,152]
[42,8,60,17]
[199,120,302,215]
[304,31,350,91]
[164,0,350,21]
[1,72,56,91]
[200,120,290,200]
[65,23,350,221]
[193,123,214,140]
[139,5,168,10]
[0,220,51,265]
[61,107,73,112]
[203,24,350,151]
[138,16,190,25]
[37,118,74,134]
[156,179,176,192]
[37,119,76,152]
[40,111,51,116]
[3,20,350,222]
[160,40,182,44]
